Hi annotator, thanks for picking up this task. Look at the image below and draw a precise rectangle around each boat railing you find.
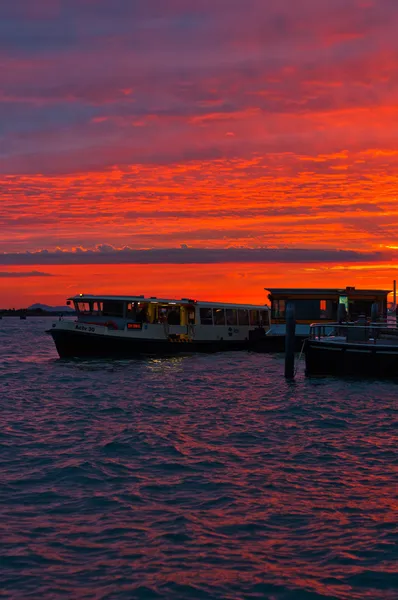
[309,320,398,343]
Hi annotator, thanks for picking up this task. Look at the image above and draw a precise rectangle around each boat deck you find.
[312,335,398,347]
[309,321,398,346]
[306,321,398,377]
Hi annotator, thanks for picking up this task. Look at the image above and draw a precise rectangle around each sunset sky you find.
[1,0,398,307]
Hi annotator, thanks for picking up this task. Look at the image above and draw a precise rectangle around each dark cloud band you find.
[0,270,54,277]
[0,247,387,266]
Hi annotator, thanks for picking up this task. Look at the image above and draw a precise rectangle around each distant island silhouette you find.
[0,304,75,317]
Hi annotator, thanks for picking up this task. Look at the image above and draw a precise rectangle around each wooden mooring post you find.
[285,302,296,379]
[337,302,347,323]
[371,302,379,323]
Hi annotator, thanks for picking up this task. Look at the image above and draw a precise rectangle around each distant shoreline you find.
[0,309,76,317]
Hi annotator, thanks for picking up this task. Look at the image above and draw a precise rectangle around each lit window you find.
[320,299,328,319]
[213,308,226,325]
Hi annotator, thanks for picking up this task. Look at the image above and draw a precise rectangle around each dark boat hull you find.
[48,329,251,358]
[305,339,398,378]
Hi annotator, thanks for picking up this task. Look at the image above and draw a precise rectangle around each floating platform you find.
[305,323,398,378]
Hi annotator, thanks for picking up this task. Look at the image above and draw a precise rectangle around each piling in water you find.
[285,302,296,379]
[337,302,346,323]
[371,302,379,323]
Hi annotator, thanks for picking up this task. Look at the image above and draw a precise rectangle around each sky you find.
[1,0,398,307]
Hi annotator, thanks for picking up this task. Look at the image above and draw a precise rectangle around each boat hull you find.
[305,339,398,378]
[48,328,251,358]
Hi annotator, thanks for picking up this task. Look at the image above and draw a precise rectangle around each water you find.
[1,318,397,600]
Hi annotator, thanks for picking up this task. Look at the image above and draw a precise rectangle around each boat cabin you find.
[68,295,270,330]
[266,287,391,324]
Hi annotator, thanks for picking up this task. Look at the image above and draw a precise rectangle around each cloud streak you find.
[0,270,53,277]
[0,246,390,266]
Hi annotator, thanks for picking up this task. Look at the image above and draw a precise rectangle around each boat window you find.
[127,302,138,319]
[167,306,181,325]
[250,310,260,326]
[200,307,213,325]
[102,301,124,318]
[226,308,237,326]
[92,301,103,315]
[158,306,168,323]
[238,309,249,326]
[320,300,333,319]
[320,300,326,319]
[272,299,286,319]
[213,308,225,325]
[76,302,92,314]
[155,305,180,325]
[136,302,150,323]
[260,310,269,326]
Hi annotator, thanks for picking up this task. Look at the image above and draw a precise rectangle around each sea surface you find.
[1,318,397,600]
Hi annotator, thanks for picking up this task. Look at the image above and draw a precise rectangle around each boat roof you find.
[266,287,391,297]
[69,294,269,311]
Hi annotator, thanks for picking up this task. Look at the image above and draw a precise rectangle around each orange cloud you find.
[2,0,398,305]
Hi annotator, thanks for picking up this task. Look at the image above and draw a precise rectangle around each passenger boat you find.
[47,294,270,358]
[305,320,398,378]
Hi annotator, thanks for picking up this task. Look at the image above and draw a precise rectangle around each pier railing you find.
[309,320,398,344]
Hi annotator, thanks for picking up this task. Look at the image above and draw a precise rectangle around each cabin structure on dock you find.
[266,287,391,324]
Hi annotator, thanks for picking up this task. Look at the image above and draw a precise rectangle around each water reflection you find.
[0,318,397,599]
